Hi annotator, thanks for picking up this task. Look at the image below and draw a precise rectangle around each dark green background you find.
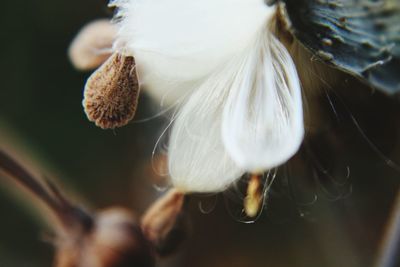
[0,1,399,267]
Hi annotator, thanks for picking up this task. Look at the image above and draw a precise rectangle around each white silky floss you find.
[110,0,273,105]
[111,0,305,193]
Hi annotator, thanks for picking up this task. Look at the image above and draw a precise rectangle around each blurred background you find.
[0,1,400,267]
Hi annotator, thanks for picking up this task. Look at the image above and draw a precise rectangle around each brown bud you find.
[68,19,116,71]
[141,189,186,256]
[83,53,140,129]
[55,208,155,267]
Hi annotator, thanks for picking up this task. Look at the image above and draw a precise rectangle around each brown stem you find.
[0,149,92,230]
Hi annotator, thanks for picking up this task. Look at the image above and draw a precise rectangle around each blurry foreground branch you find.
[0,149,187,267]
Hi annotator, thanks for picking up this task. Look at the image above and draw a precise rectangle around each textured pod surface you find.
[83,53,140,129]
[282,0,400,95]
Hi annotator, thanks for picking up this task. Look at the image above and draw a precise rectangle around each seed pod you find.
[68,19,116,71]
[282,0,400,95]
[83,53,140,129]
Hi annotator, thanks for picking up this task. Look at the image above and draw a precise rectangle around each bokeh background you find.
[0,1,400,267]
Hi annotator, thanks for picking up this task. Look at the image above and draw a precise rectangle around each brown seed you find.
[244,174,263,218]
[141,189,186,256]
[83,53,140,129]
[68,19,116,71]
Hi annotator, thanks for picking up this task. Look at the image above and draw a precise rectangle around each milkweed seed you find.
[83,53,140,129]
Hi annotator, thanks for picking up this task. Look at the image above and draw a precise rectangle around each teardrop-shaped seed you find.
[83,53,140,129]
